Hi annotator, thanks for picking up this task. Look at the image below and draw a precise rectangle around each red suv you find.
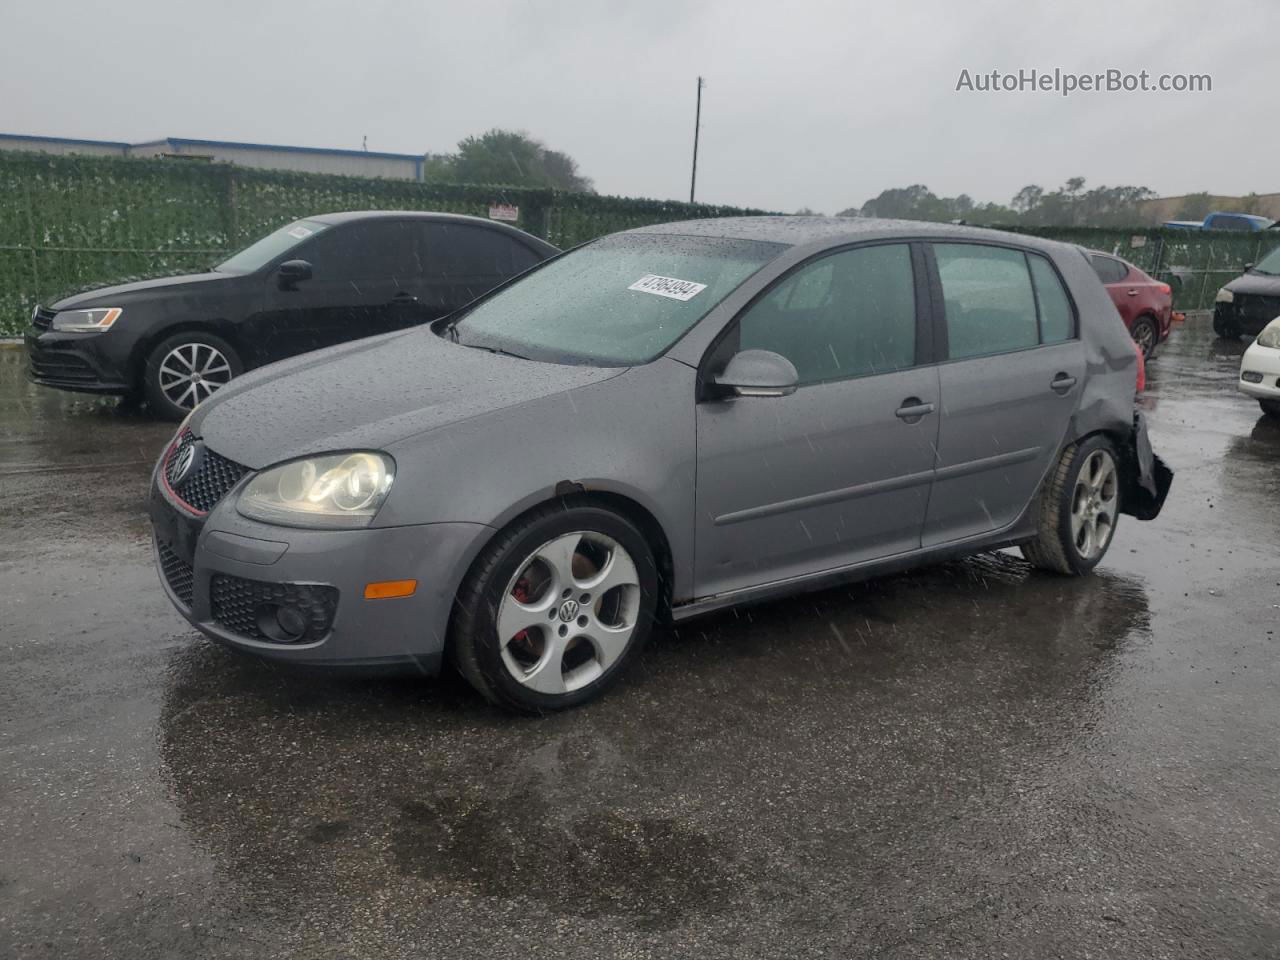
[1088,251,1173,359]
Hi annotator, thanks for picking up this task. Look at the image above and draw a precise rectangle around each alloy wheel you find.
[496,531,641,695]
[1070,449,1119,561]
[1132,321,1156,356]
[158,342,234,410]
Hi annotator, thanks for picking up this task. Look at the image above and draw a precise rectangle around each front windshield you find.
[450,233,784,365]
[1252,244,1280,276]
[215,219,330,274]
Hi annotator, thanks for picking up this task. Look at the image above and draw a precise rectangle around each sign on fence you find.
[488,204,519,222]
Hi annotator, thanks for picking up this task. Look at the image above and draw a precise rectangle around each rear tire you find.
[143,332,242,421]
[449,502,659,713]
[1021,435,1121,576]
[1261,399,1280,419]
[1130,315,1158,359]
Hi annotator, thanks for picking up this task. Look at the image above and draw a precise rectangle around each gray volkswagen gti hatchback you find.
[149,217,1171,712]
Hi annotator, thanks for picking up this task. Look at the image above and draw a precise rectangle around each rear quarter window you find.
[1028,255,1075,343]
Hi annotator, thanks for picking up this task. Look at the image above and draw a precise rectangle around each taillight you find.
[1134,339,1146,394]
[1157,283,1171,296]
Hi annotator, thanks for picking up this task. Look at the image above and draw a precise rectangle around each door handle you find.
[392,292,419,303]
[1050,373,1078,395]
[895,397,936,422]
[1126,289,1139,296]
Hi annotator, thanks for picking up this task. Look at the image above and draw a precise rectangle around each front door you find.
[245,220,427,365]
[694,242,940,599]
[923,242,1086,546]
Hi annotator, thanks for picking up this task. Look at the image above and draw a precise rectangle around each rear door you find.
[922,242,1084,547]
[415,222,546,319]
[693,242,940,598]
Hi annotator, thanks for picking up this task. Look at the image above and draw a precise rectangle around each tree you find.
[430,129,596,192]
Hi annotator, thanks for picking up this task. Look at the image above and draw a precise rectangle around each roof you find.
[0,132,130,149]
[136,137,424,163]
[305,211,559,252]
[627,215,1068,253]
[0,132,424,163]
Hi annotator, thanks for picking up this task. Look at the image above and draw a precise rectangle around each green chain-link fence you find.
[2,149,1274,336]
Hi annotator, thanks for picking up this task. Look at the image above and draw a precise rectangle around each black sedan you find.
[25,211,558,418]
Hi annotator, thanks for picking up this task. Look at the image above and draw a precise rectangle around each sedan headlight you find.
[237,452,395,529]
[1256,318,1280,349]
[1214,288,1234,304]
[51,307,123,333]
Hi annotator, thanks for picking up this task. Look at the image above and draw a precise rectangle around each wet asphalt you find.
[1,315,1278,959]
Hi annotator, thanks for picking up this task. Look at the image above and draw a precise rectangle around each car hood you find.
[1225,272,1280,297]
[52,271,232,310]
[191,330,625,469]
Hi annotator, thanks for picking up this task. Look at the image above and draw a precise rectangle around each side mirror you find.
[277,259,313,290]
[713,349,799,398]
[1244,262,1255,272]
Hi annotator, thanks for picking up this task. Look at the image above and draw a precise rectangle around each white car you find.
[1239,317,1280,418]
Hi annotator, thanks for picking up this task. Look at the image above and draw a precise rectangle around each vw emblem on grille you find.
[558,599,580,623]
[170,443,199,484]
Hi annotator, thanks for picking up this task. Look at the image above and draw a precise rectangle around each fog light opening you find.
[254,602,308,643]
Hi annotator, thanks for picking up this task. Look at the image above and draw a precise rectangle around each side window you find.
[737,244,916,385]
[1212,215,1249,231]
[1089,255,1128,285]
[295,221,417,279]
[1029,255,1075,344]
[423,223,527,277]
[935,243,1038,360]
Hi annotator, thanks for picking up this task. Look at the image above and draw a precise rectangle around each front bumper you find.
[1239,341,1280,400]
[25,327,132,394]
[148,465,493,670]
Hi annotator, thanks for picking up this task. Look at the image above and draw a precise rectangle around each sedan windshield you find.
[215,219,330,274]
[449,233,784,365]
[1251,244,1280,276]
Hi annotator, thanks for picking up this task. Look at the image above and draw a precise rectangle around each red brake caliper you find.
[511,576,532,650]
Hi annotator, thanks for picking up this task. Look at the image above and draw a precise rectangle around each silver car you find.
[149,217,1171,711]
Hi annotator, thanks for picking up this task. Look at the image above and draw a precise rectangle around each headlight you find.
[1256,318,1280,349]
[51,307,123,332]
[1215,288,1234,304]
[237,452,395,529]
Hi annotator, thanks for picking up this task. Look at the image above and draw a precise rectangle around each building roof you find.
[0,132,131,149]
[0,132,423,162]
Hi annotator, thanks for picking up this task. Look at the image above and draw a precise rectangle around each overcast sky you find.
[3,0,1275,213]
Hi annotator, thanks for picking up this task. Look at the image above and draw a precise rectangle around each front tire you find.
[1212,312,1240,340]
[1261,399,1280,419]
[450,502,659,713]
[1021,436,1121,576]
[143,332,242,421]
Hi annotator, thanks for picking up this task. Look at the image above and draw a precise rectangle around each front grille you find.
[29,350,97,382]
[164,429,249,514]
[210,575,338,644]
[31,307,55,332]
[156,539,195,607]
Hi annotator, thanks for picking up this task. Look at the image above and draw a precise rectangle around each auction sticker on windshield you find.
[287,225,314,240]
[628,274,707,301]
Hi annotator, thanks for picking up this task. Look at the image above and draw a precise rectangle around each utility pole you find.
[689,76,704,204]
